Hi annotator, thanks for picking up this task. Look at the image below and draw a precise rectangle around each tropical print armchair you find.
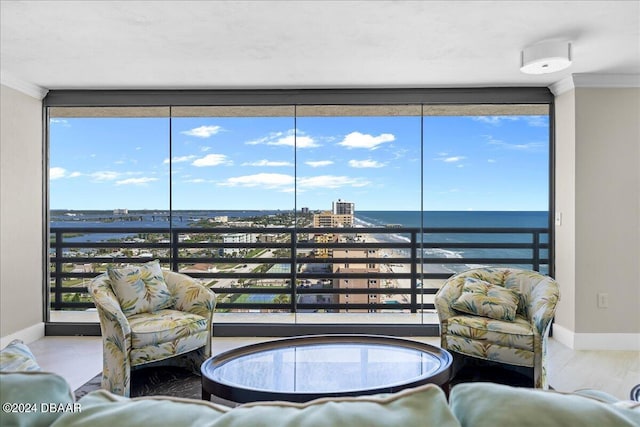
[88,268,216,396]
[435,267,559,389]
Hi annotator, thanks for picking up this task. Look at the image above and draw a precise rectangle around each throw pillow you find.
[52,384,461,427]
[0,339,41,372]
[108,260,173,317]
[450,382,640,427]
[451,277,520,321]
[0,371,76,427]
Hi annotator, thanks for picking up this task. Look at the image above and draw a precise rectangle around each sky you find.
[49,113,549,211]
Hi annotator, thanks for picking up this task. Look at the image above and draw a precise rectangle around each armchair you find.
[88,268,216,396]
[435,267,559,389]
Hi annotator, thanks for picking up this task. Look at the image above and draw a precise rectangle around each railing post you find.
[411,231,417,313]
[291,229,297,313]
[54,230,63,311]
[172,230,179,272]
[533,231,540,272]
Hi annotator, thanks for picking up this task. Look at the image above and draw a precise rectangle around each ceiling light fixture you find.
[520,40,572,74]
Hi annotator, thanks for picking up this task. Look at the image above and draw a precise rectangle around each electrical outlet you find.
[597,293,609,309]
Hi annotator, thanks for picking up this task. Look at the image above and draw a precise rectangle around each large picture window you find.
[46,90,552,335]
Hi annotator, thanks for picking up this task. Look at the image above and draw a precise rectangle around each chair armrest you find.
[528,277,560,336]
[434,275,466,323]
[87,273,131,337]
[163,271,216,319]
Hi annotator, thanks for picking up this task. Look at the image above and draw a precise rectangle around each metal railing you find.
[49,226,549,312]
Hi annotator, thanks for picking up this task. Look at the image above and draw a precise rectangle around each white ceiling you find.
[1,0,639,94]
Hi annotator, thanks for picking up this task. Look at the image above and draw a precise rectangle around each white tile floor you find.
[28,335,639,400]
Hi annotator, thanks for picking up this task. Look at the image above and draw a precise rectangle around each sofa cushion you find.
[0,371,76,427]
[451,278,520,321]
[108,260,174,316]
[0,339,41,372]
[52,384,460,427]
[449,382,640,427]
[128,309,208,348]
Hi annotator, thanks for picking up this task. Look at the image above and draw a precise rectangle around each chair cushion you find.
[451,277,520,321]
[128,309,208,348]
[447,315,534,350]
[108,260,174,316]
[0,339,41,372]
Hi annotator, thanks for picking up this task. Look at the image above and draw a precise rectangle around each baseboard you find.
[0,322,45,348]
[552,324,640,350]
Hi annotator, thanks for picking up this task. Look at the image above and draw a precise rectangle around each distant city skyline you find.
[49,114,549,211]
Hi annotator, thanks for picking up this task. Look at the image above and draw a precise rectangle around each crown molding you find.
[550,73,640,96]
[573,73,640,88]
[548,77,575,96]
[0,71,49,99]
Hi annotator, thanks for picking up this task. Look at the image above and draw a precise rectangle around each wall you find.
[0,84,44,345]
[554,85,640,349]
[553,89,576,334]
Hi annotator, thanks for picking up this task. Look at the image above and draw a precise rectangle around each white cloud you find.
[50,167,67,180]
[435,155,466,163]
[200,146,211,152]
[524,116,548,127]
[219,173,294,189]
[473,115,548,128]
[181,125,223,138]
[305,160,334,168]
[487,159,497,163]
[298,175,369,189]
[487,136,545,151]
[192,154,232,167]
[472,116,520,126]
[90,171,121,181]
[242,160,293,167]
[50,118,70,127]
[164,155,197,164]
[348,159,385,168]
[443,156,465,163]
[338,131,395,149]
[218,173,368,191]
[115,177,158,186]
[68,171,82,178]
[247,130,319,148]
[183,178,208,183]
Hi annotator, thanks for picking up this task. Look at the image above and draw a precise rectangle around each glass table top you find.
[202,335,452,401]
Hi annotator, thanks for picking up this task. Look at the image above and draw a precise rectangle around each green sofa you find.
[2,340,639,427]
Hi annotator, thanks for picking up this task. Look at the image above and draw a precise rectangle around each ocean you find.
[50,210,549,274]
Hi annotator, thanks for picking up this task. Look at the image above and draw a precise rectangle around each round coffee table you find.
[201,334,453,403]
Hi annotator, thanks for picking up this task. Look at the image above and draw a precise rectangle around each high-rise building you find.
[312,211,353,227]
[332,199,354,215]
[332,247,380,313]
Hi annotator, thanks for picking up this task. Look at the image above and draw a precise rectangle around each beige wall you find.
[0,84,44,340]
[553,90,576,332]
[555,87,640,338]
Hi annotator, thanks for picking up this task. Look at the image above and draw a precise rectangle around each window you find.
[45,89,552,335]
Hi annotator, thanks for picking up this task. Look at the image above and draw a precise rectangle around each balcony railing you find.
[49,226,550,314]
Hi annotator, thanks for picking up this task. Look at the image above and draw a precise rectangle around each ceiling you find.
[1,0,639,95]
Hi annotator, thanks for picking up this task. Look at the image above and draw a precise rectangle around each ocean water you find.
[355,211,549,274]
[50,210,549,273]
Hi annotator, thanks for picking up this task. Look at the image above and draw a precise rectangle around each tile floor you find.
[27,335,640,400]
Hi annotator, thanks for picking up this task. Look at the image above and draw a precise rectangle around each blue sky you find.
[49,113,549,211]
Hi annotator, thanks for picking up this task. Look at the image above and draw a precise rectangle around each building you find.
[222,233,255,256]
[313,211,353,227]
[332,248,380,313]
[332,199,354,215]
